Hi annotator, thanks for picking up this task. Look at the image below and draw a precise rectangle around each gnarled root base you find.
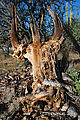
[17,79,78,120]
[10,79,79,120]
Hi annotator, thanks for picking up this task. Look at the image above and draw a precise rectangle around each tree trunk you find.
[66,2,68,24]
[70,0,72,25]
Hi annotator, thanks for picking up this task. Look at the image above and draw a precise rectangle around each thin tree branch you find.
[0,1,10,16]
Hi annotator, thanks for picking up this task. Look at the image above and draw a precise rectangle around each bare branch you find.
[11,2,19,49]
[40,14,44,29]
[47,6,64,45]
[0,1,10,16]
[0,17,11,25]
[30,23,40,43]
[0,9,11,18]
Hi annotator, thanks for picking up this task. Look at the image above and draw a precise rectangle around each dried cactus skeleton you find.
[11,3,64,89]
[9,3,79,119]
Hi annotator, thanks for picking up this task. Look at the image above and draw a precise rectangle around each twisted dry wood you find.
[11,3,64,90]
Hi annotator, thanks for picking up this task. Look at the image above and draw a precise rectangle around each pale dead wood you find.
[33,91,53,101]
[10,5,65,90]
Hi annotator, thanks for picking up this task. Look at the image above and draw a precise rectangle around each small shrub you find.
[67,70,80,95]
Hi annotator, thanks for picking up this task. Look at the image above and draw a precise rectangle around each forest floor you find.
[0,51,80,120]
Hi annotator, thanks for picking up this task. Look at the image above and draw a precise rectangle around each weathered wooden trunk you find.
[11,3,64,91]
[9,3,80,120]
[10,3,79,119]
